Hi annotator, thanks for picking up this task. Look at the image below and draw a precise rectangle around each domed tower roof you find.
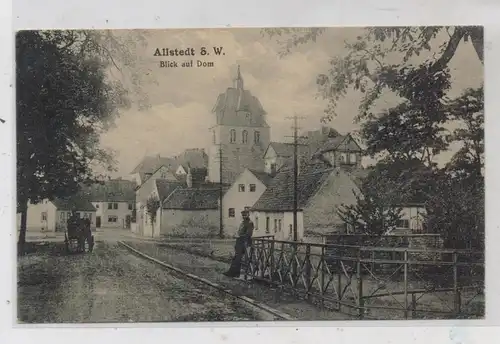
[211,65,269,128]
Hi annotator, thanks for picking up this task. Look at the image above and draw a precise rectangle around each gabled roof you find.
[162,188,220,210]
[82,179,136,202]
[131,150,208,184]
[51,197,96,212]
[264,142,310,158]
[131,156,177,175]
[177,149,208,169]
[251,161,335,212]
[346,168,370,189]
[319,133,362,153]
[155,179,184,201]
[247,168,274,187]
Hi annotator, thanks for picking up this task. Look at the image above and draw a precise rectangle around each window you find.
[128,203,133,210]
[83,213,89,219]
[238,184,245,192]
[108,215,118,223]
[266,217,270,234]
[349,153,357,164]
[108,203,112,209]
[228,208,235,218]
[274,219,278,233]
[249,184,256,192]
[41,212,47,222]
[270,163,277,174]
[113,203,118,210]
[340,153,347,164]
[242,130,248,144]
[397,219,410,229]
[289,224,293,235]
[255,216,259,230]
[278,219,282,232]
[230,129,236,143]
[254,131,260,144]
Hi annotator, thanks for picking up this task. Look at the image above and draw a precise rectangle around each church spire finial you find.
[234,64,244,90]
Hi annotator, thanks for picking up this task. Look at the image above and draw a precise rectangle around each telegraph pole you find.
[285,115,306,242]
[215,143,228,238]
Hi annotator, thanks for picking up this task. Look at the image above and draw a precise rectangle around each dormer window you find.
[230,129,236,143]
[242,130,248,144]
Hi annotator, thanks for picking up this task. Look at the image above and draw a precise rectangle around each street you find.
[17,236,262,323]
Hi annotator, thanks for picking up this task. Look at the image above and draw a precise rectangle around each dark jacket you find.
[237,219,254,238]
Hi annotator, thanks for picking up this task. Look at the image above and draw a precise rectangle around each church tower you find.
[208,66,271,184]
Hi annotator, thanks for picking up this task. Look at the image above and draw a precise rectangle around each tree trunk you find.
[18,200,28,255]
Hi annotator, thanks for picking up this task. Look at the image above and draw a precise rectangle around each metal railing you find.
[243,237,484,320]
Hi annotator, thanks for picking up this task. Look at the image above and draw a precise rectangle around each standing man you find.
[223,210,254,277]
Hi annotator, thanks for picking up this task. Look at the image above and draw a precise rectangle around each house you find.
[142,178,184,237]
[173,149,209,176]
[159,187,221,237]
[222,168,274,237]
[130,149,208,186]
[21,196,97,233]
[316,132,363,171]
[83,179,136,229]
[263,142,310,175]
[251,156,361,240]
[393,203,427,234]
[138,167,228,237]
[130,154,178,186]
[134,162,182,235]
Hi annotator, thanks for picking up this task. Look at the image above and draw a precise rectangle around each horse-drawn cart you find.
[65,216,95,254]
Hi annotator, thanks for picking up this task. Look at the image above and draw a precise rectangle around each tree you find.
[265,27,484,249]
[424,86,484,249]
[146,196,160,235]
[424,170,484,250]
[16,30,149,253]
[337,168,403,235]
[444,86,484,178]
[264,26,483,122]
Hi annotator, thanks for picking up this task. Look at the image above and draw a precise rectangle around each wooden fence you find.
[243,237,484,320]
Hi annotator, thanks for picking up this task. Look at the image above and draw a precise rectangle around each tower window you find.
[242,130,248,144]
[230,129,236,143]
[254,131,260,144]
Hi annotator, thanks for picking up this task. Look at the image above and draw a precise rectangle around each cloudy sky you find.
[98,28,483,177]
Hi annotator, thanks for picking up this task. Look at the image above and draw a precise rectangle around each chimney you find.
[186,164,193,188]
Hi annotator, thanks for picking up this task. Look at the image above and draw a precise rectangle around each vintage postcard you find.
[15,27,484,323]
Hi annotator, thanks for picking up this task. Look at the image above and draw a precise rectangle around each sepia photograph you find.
[15,26,484,323]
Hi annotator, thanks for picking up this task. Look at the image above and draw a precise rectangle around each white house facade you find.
[222,168,273,237]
